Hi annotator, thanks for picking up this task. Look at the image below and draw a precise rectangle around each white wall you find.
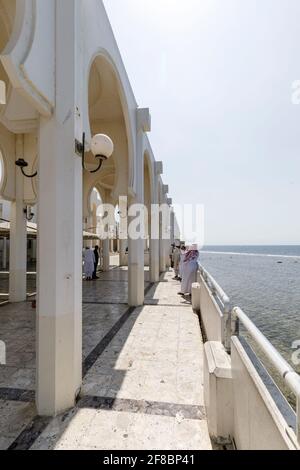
[199,275,225,344]
[231,337,298,450]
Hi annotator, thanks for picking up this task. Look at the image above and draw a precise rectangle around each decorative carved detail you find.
[137,108,151,133]
[163,184,169,195]
[155,161,163,175]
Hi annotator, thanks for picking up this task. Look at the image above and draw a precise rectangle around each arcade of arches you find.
[0,0,212,452]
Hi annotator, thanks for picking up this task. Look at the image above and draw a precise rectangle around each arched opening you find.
[85,54,133,273]
[0,147,37,303]
[78,52,140,416]
[88,186,103,239]
[0,1,16,51]
[0,0,16,100]
[144,153,152,269]
[87,55,130,200]
[0,148,10,300]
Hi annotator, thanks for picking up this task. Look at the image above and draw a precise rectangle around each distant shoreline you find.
[201,245,300,258]
[201,250,300,259]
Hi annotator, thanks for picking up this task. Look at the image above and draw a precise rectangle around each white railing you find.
[232,306,300,444]
[199,265,230,312]
[198,265,231,351]
[197,265,300,447]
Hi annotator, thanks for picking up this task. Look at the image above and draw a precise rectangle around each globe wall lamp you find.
[76,132,114,173]
[15,132,114,178]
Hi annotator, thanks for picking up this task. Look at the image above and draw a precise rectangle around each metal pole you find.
[231,306,240,337]
[297,395,300,445]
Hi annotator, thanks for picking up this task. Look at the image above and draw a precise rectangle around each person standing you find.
[93,245,99,279]
[84,247,95,281]
[178,245,186,281]
[169,243,175,268]
[173,243,181,280]
[179,244,199,296]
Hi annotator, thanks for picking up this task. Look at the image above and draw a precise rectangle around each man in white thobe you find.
[173,243,181,279]
[84,247,95,280]
[180,244,199,296]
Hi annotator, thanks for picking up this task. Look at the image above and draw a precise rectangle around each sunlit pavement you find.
[0,266,211,450]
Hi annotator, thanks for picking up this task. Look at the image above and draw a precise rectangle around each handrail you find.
[199,264,230,312]
[232,306,300,444]
[199,264,232,352]
[197,265,300,443]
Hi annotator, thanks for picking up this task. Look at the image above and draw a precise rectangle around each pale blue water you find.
[200,246,300,373]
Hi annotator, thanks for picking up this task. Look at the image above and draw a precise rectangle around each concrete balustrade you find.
[192,266,300,450]
[199,273,225,344]
[204,342,233,444]
[231,337,298,450]
[191,282,200,312]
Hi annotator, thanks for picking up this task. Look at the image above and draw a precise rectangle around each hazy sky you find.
[105,0,300,245]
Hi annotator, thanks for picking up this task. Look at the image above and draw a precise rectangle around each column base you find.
[128,262,144,307]
[37,312,82,417]
[9,269,27,303]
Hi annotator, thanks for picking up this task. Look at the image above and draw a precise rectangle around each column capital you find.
[163,184,169,195]
[155,161,163,175]
[137,108,151,132]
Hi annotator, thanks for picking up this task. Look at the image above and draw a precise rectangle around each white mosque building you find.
[1,1,297,452]
[0,0,177,417]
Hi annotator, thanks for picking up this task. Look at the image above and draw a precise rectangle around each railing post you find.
[297,394,300,445]
[223,303,232,353]
[231,307,239,337]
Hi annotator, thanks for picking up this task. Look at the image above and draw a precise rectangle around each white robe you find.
[84,249,95,278]
[179,251,185,278]
[173,248,181,275]
[181,259,198,294]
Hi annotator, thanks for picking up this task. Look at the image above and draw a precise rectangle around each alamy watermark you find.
[94,196,205,246]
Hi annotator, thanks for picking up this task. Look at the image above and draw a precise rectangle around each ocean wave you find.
[201,250,300,259]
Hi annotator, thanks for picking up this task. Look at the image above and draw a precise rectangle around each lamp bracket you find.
[78,132,106,174]
[15,159,37,178]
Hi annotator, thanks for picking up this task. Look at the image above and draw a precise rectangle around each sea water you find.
[200,246,300,376]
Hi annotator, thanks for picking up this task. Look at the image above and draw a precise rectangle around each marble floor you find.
[0,265,212,450]
[0,273,36,302]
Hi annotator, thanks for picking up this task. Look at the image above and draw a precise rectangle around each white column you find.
[87,216,93,248]
[9,135,27,302]
[128,126,144,307]
[165,204,172,268]
[165,240,171,269]
[36,0,82,416]
[159,211,166,274]
[2,237,7,270]
[159,247,166,273]
[170,209,175,245]
[149,188,160,282]
[102,238,110,272]
[162,209,175,269]
[119,238,127,266]
[150,237,160,282]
